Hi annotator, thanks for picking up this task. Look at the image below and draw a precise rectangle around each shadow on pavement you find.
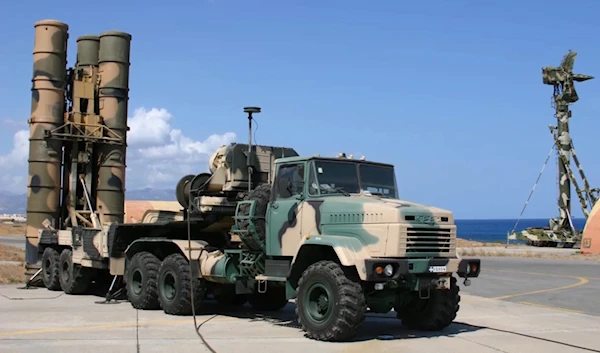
[188,300,485,343]
[3,282,485,344]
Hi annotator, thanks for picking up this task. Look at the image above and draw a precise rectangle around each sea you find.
[456,218,587,244]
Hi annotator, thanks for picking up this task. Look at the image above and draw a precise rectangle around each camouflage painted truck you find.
[36,116,481,341]
[27,20,479,341]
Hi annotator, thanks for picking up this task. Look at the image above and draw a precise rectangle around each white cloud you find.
[127,108,173,147]
[0,108,236,192]
[0,129,29,191]
[126,107,236,188]
[0,130,29,167]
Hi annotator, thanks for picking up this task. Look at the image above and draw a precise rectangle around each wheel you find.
[248,282,288,311]
[58,248,91,294]
[126,251,161,310]
[397,276,460,331]
[157,253,205,315]
[41,247,61,291]
[236,183,271,251]
[295,260,367,342]
[213,284,248,306]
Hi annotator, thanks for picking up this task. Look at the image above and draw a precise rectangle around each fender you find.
[124,238,208,260]
[292,234,371,281]
[111,238,209,277]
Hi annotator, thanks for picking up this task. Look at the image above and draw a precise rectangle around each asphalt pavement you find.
[459,256,600,316]
[0,236,24,249]
[1,256,600,352]
[1,234,599,316]
[1,283,600,353]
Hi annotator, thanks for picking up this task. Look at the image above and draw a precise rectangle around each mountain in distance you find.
[0,191,27,215]
[0,188,176,215]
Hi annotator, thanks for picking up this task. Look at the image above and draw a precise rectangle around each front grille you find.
[405,227,453,254]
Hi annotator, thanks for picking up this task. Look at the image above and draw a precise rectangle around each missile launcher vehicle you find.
[27,19,481,342]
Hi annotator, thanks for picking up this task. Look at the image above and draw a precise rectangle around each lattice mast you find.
[542,50,594,235]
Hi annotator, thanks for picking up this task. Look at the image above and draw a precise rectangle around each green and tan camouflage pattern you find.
[516,51,594,247]
[548,125,598,219]
[512,226,579,248]
[209,143,298,188]
[42,223,113,269]
[76,35,100,67]
[26,19,69,274]
[543,51,593,232]
[96,30,132,224]
[119,238,236,282]
[264,156,460,281]
[180,143,298,207]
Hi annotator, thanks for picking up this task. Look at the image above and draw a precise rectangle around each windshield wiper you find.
[334,187,350,196]
[321,186,350,196]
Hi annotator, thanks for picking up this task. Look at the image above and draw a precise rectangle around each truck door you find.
[267,162,305,256]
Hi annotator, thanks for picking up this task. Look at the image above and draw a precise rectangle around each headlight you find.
[384,264,394,277]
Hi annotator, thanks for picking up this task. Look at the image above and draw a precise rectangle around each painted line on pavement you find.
[485,269,589,300]
[518,301,584,314]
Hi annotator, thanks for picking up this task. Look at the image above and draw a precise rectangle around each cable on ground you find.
[187,199,218,353]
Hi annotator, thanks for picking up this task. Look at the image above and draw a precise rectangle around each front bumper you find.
[364,257,481,282]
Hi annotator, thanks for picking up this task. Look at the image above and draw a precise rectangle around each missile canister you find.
[96,30,131,224]
[76,35,100,67]
[26,19,69,274]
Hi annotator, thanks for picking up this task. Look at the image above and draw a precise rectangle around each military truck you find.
[35,107,481,342]
[25,19,479,341]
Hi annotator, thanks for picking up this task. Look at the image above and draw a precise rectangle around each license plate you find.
[428,266,447,273]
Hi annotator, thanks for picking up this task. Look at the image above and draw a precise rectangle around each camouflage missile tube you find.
[96,31,131,224]
[26,19,69,275]
[76,35,100,67]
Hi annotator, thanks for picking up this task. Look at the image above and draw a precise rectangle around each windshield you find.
[310,160,397,197]
[359,164,397,197]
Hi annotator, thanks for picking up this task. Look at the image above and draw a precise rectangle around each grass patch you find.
[459,248,543,258]
[0,243,25,262]
[0,243,26,284]
[457,238,504,248]
[0,264,26,284]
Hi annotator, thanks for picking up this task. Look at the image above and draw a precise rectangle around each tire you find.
[295,260,367,342]
[237,183,271,251]
[126,251,161,310]
[248,282,288,311]
[58,248,91,294]
[41,247,61,291]
[398,275,461,331]
[214,284,248,306]
[157,253,204,315]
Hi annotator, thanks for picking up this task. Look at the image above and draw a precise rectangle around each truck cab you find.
[230,153,480,341]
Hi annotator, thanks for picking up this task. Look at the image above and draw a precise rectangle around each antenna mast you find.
[243,106,261,193]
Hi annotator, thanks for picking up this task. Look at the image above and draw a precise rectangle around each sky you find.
[1,0,599,220]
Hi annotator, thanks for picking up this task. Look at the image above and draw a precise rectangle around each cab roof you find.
[274,155,394,168]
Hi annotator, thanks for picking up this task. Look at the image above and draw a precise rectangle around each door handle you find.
[272,204,279,209]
